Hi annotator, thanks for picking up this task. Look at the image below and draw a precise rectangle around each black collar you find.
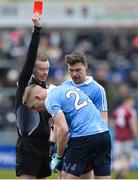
[31,78,47,89]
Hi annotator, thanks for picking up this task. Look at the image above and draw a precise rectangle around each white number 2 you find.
[66,90,88,110]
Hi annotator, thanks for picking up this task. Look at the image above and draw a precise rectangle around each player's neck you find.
[81,76,90,84]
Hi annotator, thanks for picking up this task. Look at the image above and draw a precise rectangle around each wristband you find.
[55,153,62,160]
[51,153,62,172]
[32,26,41,33]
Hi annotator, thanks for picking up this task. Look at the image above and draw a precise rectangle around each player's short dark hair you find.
[36,52,49,62]
[65,51,87,65]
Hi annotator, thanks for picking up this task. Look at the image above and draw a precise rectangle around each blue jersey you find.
[45,84,108,138]
[63,77,108,112]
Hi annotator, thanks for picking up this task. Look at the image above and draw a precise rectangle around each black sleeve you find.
[18,26,41,89]
[15,26,41,110]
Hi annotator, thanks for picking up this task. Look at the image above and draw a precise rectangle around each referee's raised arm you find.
[17,13,42,89]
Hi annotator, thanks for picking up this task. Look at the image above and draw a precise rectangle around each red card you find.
[34,0,43,14]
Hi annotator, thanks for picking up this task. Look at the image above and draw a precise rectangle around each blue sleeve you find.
[93,86,108,112]
[44,91,62,118]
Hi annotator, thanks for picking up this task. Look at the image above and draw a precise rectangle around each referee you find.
[15,13,51,179]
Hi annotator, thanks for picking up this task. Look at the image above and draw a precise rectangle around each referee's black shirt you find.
[15,26,50,140]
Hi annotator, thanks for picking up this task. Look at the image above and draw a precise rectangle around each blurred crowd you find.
[0,27,138,129]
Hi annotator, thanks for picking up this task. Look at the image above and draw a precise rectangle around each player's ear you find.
[36,92,45,100]
[85,63,88,69]
[35,94,42,100]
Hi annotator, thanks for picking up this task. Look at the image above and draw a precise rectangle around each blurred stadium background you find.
[0,0,138,178]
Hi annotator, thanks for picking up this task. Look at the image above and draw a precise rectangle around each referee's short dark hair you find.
[65,51,87,65]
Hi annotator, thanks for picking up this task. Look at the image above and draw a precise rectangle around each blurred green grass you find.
[0,170,138,179]
[0,170,57,179]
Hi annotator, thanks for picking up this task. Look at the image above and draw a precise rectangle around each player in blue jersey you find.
[23,84,111,179]
[64,51,108,123]
[50,51,109,178]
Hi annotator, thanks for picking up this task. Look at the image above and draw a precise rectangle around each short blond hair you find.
[22,84,39,105]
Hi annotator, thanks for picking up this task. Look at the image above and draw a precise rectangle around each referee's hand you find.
[32,12,42,27]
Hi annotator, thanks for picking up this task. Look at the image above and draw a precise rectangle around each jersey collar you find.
[71,76,93,86]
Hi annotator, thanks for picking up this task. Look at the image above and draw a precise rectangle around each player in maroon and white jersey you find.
[111,94,138,179]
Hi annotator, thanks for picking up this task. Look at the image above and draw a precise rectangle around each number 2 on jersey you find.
[66,90,88,110]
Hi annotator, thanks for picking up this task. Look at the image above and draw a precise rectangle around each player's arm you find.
[94,87,108,123]
[100,111,108,123]
[50,112,68,172]
[53,111,68,158]
[45,92,68,157]
[129,110,138,138]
